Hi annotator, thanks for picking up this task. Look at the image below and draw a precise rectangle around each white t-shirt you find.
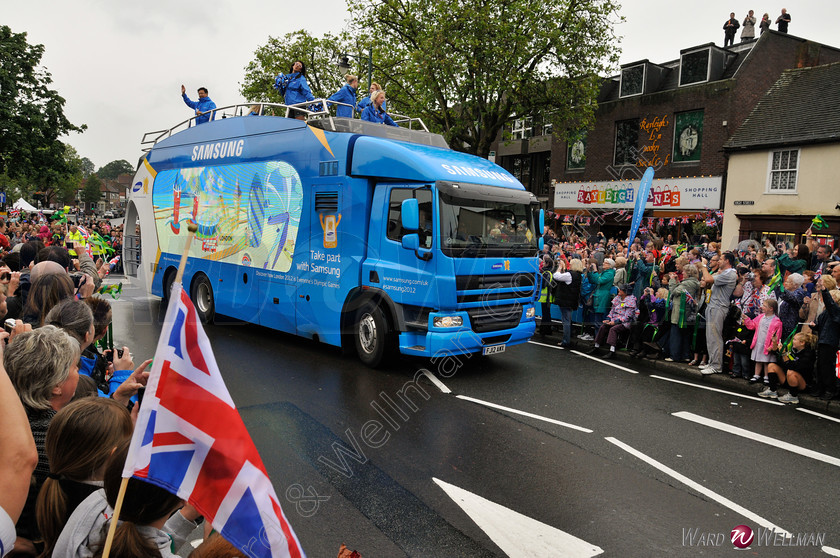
[0,506,16,557]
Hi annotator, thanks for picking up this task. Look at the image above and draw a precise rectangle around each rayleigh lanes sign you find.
[553,176,722,210]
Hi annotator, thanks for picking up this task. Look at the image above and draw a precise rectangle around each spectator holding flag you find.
[53,440,202,558]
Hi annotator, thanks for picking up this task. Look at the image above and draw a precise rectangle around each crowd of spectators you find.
[539,226,840,404]
[0,214,244,556]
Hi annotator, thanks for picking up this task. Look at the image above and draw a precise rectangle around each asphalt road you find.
[108,277,840,557]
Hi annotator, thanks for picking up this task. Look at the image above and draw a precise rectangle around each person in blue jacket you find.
[327,74,359,118]
[180,85,216,125]
[357,82,386,112]
[274,60,316,119]
[361,90,398,127]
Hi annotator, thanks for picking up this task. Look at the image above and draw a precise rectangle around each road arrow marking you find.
[432,477,603,557]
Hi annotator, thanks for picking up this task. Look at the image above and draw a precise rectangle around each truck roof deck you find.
[142,100,449,151]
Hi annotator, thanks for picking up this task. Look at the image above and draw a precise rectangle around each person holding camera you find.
[775,8,791,33]
[699,252,739,375]
[741,10,757,41]
[552,258,583,348]
[723,12,740,48]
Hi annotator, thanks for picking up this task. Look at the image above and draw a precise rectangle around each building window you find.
[679,49,710,86]
[768,149,799,193]
[620,64,645,97]
[672,110,704,162]
[567,132,586,170]
[614,119,639,166]
[511,118,533,140]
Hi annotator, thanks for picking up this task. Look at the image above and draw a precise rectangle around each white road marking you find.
[605,437,789,534]
[456,395,593,433]
[528,340,565,350]
[421,369,452,394]
[796,408,840,424]
[433,477,603,558]
[569,350,639,374]
[649,375,785,405]
[606,437,840,557]
[672,411,840,468]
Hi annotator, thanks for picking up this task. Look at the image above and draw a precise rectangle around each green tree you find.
[242,1,621,157]
[82,173,102,207]
[347,0,622,156]
[96,159,134,181]
[0,26,85,180]
[80,157,95,178]
[241,30,355,105]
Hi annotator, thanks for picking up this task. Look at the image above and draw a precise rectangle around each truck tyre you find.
[161,268,176,306]
[191,274,215,324]
[354,304,392,367]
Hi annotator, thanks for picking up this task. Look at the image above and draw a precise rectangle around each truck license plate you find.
[482,344,506,355]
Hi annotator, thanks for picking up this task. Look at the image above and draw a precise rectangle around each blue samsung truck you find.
[125,107,541,366]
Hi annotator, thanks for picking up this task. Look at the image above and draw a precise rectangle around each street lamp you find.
[338,48,373,91]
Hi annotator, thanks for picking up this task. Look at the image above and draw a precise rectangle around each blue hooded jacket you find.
[274,72,315,106]
[358,95,386,112]
[327,84,358,118]
[361,104,398,127]
[182,93,216,125]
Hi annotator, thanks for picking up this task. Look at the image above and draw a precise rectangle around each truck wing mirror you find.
[401,198,419,231]
[539,208,545,251]
[401,232,432,261]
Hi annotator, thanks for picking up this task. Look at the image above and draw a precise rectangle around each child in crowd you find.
[744,298,782,385]
[761,332,817,402]
[727,307,755,379]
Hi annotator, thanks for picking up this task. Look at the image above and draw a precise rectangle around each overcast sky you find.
[3,0,835,170]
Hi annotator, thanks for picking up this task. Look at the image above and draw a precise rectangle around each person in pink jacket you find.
[743,298,783,390]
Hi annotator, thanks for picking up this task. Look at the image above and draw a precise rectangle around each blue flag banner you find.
[627,167,655,254]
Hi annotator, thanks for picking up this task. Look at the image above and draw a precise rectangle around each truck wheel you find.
[161,268,176,306]
[354,304,392,367]
[191,274,215,324]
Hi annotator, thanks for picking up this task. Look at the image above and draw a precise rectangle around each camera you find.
[0,272,10,282]
[4,318,16,334]
[70,273,85,289]
[104,348,125,362]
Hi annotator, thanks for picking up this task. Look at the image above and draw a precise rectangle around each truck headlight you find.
[525,307,536,318]
[434,316,463,328]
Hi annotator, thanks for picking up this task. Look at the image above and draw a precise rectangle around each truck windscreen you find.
[439,192,538,258]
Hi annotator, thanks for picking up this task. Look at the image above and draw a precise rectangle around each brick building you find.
[492,30,840,240]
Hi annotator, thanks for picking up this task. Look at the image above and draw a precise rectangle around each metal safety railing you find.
[141,99,430,151]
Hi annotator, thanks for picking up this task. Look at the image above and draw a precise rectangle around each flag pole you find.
[102,222,198,558]
[175,223,199,284]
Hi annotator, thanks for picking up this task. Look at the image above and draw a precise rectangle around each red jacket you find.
[744,314,783,355]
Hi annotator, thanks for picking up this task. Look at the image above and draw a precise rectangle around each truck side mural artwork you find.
[154,162,302,271]
[127,106,541,367]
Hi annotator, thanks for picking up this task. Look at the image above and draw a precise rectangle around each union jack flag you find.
[76,224,90,238]
[124,283,305,558]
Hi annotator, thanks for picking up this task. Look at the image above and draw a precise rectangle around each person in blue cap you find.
[180,85,216,125]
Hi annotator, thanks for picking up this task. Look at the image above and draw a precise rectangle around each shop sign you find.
[554,176,722,210]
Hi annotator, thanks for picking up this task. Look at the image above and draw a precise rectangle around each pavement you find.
[533,329,840,417]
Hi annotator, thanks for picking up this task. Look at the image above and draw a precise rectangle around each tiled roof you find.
[724,61,840,150]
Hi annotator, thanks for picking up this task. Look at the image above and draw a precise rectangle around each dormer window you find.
[680,48,711,86]
[620,64,645,97]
